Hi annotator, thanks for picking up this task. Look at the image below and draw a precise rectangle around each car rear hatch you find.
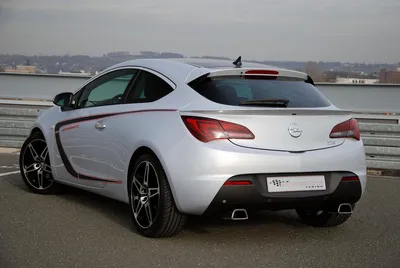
[184,68,358,152]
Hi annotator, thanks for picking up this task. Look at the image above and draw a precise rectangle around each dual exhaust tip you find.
[338,203,353,214]
[226,203,353,221]
[229,208,249,220]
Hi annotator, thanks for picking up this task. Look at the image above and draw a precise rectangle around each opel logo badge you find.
[288,123,302,138]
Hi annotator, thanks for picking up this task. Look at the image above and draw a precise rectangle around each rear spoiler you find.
[186,67,310,85]
[186,68,315,87]
[207,68,308,80]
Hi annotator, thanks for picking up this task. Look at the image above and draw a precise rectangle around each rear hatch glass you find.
[189,75,331,108]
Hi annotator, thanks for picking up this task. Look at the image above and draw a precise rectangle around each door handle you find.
[95,122,106,130]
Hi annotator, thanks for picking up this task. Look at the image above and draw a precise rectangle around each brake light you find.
[224,180,252,186]
[329,118,360,141]
[245,70,279,75]
[181,116,255,143]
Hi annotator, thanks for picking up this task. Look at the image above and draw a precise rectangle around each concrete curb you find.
[0,147,20,154]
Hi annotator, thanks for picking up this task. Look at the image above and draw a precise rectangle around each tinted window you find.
[190,76,331,108]
[126,71,174,103]
[76,69,138,108]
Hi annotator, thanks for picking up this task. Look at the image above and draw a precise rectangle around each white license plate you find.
[266,175,326,193]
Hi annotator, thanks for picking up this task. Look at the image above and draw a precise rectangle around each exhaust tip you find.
[230,209,248,220]
[338,203,353,214]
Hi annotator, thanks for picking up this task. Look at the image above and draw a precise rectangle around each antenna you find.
[233,56,242,68]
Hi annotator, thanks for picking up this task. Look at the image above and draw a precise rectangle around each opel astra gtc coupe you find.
[19,57,367,238]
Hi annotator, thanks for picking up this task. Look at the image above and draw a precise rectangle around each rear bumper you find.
[203,171,362,216]
[160,133,367,215]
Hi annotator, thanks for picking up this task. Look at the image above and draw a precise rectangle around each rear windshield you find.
[189,76,331,108]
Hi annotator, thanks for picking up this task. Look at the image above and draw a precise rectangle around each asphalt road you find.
[0,153,399,268]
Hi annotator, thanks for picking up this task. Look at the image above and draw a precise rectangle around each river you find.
[1,73,399,112]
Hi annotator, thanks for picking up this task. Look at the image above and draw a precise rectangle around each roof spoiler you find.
[185,56,309,84]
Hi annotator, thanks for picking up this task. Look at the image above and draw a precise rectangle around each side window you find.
[76,69,138,108]
[126,71,174,103]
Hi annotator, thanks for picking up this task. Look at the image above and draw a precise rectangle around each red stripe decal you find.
[62,124,80,132]
[55,108,177,184]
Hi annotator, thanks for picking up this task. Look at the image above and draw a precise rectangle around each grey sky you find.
[0,0,399,63]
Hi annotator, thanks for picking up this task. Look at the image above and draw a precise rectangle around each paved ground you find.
[0,153,399,268]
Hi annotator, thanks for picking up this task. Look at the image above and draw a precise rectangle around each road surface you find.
[0,153,399,268]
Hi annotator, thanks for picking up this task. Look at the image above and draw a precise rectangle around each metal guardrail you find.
[0,101,399,172]
[354,115,400,174]
[0,102,47,148]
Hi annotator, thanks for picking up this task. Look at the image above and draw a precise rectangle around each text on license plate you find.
[266,175,326,193]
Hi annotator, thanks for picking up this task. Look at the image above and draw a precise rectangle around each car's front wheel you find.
[128,153,186,238]
[19,132,61,194]
[296,207,353,227]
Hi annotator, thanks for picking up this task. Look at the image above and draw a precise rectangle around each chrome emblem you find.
[288,123,302,138]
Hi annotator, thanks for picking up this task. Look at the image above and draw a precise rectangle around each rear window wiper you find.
[240,99,290,107]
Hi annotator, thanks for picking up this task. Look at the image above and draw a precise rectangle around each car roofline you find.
[101,58,309,84]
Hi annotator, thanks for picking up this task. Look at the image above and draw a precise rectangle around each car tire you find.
[19,132,61,195]
[128,153,186,238]
[295,207,353,227]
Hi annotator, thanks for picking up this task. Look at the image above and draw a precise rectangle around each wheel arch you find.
[27,124,58,177]
[28,123,54,146]
[28,126,49,150]
[30,127,44,136]
[127,145,181,211]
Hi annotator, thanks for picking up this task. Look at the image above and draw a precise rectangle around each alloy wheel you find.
[22,138,54,190]
[130,161,160,229]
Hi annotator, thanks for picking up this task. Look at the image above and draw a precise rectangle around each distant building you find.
[379,69,400,84]
[336,77,379,84]
[4,65,38,74]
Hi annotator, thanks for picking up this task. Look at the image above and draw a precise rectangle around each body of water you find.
[1,73,400,112]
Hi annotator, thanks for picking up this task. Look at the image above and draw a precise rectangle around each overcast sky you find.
[0,0,399,63]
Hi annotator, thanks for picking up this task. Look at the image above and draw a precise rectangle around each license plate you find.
[266,175,326,193]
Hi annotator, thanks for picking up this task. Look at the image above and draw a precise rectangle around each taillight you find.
[329,118,360,141]
[181,116,255,143]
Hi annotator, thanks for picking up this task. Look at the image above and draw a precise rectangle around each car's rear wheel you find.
[128,153,186,238]
[19,132,60,194]
[295,207,353,227]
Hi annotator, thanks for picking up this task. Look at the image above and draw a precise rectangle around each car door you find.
[54,68,139,188]
[105,69,176,182]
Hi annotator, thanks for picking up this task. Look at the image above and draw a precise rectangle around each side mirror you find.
[53,92,73,107]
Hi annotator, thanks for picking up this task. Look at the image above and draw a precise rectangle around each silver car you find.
[19,57,367,238]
